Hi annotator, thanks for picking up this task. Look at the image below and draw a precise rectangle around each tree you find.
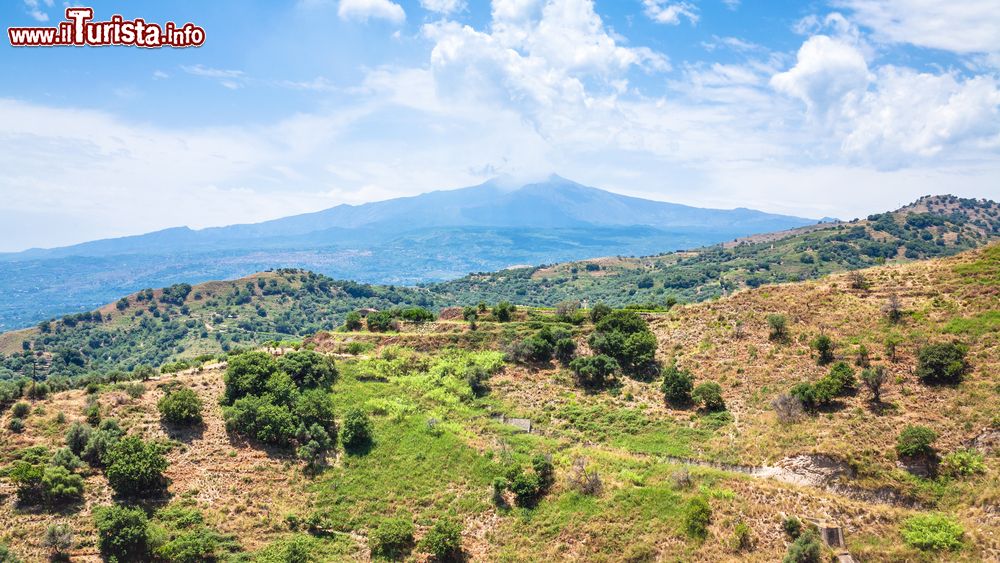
[861,365,888,404]
[492,302,516,322]
[827,361,856,392]
[661,364,693,406]
[105,436,168,496]
[223,395,297,446]
[812,335,834,365]
[916,342,968,384]
[341,407,373,453]
[589,302,612,323]
[767,314,788,341]
[692,382,725,411]
[277,350,337,389]
[223,351,278,404]
[43,523,73,558]
[343,311,363,331]
[554,338,576,365]
[94,505,149,561]
[883,294,904,323]
[421,519,463,561]
[41,466,85,504]
[366,310,395,332]
[157,387,203,425]
[884,333,902,362]
[897,425,937,458]
[568,355,617,389]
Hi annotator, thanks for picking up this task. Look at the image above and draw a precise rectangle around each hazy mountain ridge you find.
[0,177,817,330]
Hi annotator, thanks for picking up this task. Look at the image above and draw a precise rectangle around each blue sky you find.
[1,0,998,251]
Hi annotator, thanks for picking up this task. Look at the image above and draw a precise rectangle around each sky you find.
[0,0,998,252]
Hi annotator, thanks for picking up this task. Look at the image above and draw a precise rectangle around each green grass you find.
[943,311,1000,337]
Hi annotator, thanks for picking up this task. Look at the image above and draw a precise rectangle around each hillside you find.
[0,176,816,331]
[0,244,997,561]
[431,195,1000,307]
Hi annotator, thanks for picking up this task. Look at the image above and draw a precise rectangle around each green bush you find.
[49,447,83,471]
[767,314,788,341]
[508,336,554,364]
[896,425,937,458]
[223,351,278,404]
[901,514,964,551]
[732,520,752,552]
[940,450,986,478]
[43,523,73,556]
[692,382,725,411]
[662,364,693,405]
[916,342,968,384]
[7,417,24,433]
[11,401,30,418]
[569,355,618,389]
[782,528,822,563]
[827,361,856,391]
[782,515,802,539]
[812,334,834,365]
[366,310,396,332]
[588,311,658,374]
[554,338,576,365]
[369,516,414,559]
[341,407,373,453]
[509,471,543,507]
[343,311,363,331]
[492,302,516,322]
[421,519,463,561]
[94,505,149,561]
[104,435,168,496]
[223,395,297,446]
[41,465,84,503]
[82,420,123,466]
[157,387,203,425]
[277,350,337,389]
[0,542,22,563]
[589,302,612,323]
[683,496,712,539]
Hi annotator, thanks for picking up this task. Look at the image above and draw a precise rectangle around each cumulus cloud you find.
[770,35,872,118]
[835,0,1000,54]
[21,0,51,22]
[642,1,698,25]
[338,0,405,23]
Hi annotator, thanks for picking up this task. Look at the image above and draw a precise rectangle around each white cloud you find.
[22,0,52,21]
[835,0,1000,54]
[420,0,465,15]
[337,0,405,23]
[770,35,872,118]
[642,0,698,25]
[181,64,247,89]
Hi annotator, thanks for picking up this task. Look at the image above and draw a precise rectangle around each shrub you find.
[732,520,752,552]
[7,418,24,433]
[896,425,937,458]
[554,338,576,365]
[344,311,363,331]
[49,447,84,471]
[158,387,203,425]
[812,335,834,365]
[940,450,986,478]
[567,458,602,496]
[82,420,123,466]
[683,496,712,539]
[11,401,30,418]
[104,436,168,496]
[41,465,85,503]
[366,310,396,332]
[154,525,235,563]
[662,364,693,405]
[827,361,856,392]
[782,529,822,563]
[782,515,802,539]
[421,519,462,561]
[492,302,516,322]
[569,355,618,389]
[589,302,612,323]
[692,382,725,411]
[509,471,543,507]
[84,401,101,425]
[507,336,554,364]
[369,516,414,559]
[277,350,337,389]
[94,505,149,561]
[43,523,73,556]
[0,542,21,563]
[901,514,964,551]
[341,407,373,453]
[223,351,278,404]
[771,393,804,423]
[589,311,658,374]
[916,342,968,384]
[861,365,888,403]
[767,314,788,341]
[294,389,337,434]
[223,395,297,446]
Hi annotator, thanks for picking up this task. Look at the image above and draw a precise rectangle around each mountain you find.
[0,176,817,330]
[2,194,997,379]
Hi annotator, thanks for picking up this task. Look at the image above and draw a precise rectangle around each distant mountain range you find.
[0,176,818,329]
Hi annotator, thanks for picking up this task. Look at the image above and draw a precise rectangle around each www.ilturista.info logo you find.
[8,8,205,48]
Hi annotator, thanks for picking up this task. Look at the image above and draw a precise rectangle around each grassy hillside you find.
[429,195,1000,308]
[1,244,996,561]
[0,269,434,379]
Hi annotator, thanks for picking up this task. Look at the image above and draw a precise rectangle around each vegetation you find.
[104,435,168,497]
[157,386,203,424]
[901,514,964,551]
[896,425,937,458]
[94,505,149,561]
[915,342,968,384]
